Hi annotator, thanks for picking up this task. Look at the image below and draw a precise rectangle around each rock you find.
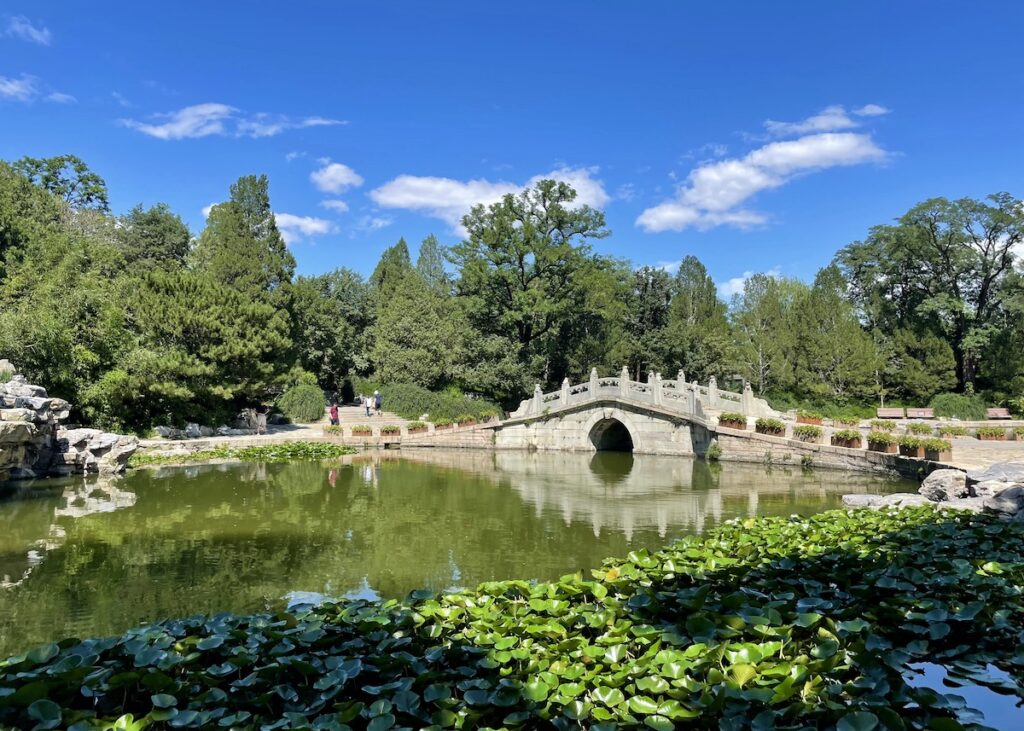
[60,428,101,447]
[0,421,36,444]
[184,423,201,439]
[939,497,987,513]
[198,425,215,437]
[843,494,885,508]
[967,463,1024,485]
[880,493,932,508]
[919,469,968,502]
[0,408,34,422]
[983,486,1024,516]
[154,426,183,439]
[971,480,1016,498]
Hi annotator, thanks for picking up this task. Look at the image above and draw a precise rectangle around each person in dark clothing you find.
[374,390,382,417]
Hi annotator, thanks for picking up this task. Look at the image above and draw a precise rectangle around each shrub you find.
[922,437,952,453]
[455,414,476,425]
[0,369,12,383]
[833,416,861,426]
[755,417,785,434]
[718,411,746,424]
[832,428,861,442]
[1009,396,1024,418]
[898,435,922,448]
[1015,426,1024,437]
[869,419,895,431]
[351,424,372,435]
[706,441,722,461]
[906,423,933,435]
[929,392,987,421]
[866,430,896,445]
[976,426,1006,438]
[793,424,822,440]
[323,425,342,435]
[381,424,401,435]
[275,384,325,423]
[433,417,453,427]
[407,421,426,430]
[349,378,501,422]
[938,425,970,437]
[796,409,822,421]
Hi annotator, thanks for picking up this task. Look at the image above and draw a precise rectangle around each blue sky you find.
[2,2,1021,294]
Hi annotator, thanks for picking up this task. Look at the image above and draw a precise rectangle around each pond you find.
[0,449,912,658]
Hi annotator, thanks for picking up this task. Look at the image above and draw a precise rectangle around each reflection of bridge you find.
[493,368,777,456]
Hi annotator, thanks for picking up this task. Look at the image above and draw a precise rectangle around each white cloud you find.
[0,74,38,102]
[854,104,890,117]
[45,91,75,104]
[717,266,782,298]
[764,105,860,136]
[111,91,134,108]
[369,166,610,232]
[5,16,51,45]
[274,213,334,244]
[320,199,349,213]
[355,215,393,232]
[285,150,306,162]
[121,103,236,140]
[310,160,364,193]
[201,203,216,218]
[121,104,345,140]
[637,131,887,232]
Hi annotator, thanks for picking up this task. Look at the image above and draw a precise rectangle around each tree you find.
[371,238,413,297]
[416,234,449,291]
[611,266,673,380]
[664,256,732,382]
[838,193,1024,391]
[449,179,610,389]
[730,274,797,395]
[12,154,110,211]
[117,203,191,267]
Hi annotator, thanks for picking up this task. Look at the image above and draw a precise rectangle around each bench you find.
[987,408,1012,420]
[906,408,934,419]
[876,407,905,419]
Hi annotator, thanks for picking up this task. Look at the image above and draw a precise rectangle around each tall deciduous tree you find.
[450,179,610,388]
[12,154,110,211]
[838,193,1024,391]
[117,203,191,268]
[664,256,732,382]
[416,234,449,292]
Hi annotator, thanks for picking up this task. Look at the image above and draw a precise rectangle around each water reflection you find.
[0,451,909,656]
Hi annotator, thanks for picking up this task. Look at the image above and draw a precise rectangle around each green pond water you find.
[0,450,912,657]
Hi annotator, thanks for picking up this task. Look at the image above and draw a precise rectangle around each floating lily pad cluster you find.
[1,507,1022,729]
[129,442,356,467]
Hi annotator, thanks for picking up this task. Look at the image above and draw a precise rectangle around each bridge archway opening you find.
[589,418,634,452]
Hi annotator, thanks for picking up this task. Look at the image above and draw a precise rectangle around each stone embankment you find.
[843,463,1024,520]
[0,374,137,481]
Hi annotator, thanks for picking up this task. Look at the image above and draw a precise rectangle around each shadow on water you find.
[587,450,634,484]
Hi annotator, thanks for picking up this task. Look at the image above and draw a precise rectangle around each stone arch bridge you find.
[491,368,777,456]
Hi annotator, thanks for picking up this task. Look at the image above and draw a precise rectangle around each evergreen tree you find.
[117,203,191,268]
[415,234,449,291]
[370,238,413,296]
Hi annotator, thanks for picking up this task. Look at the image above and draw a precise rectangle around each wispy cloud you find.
[354,215,393,233]
[310,159,364,193]
[111,91,134,108]
[370,166,610,232]
[120,103,346,140]
[320,199,350,213]
[285,150,306,162]
[5,15,51,45]
[274,213,334,244]
[45,91,76,104]
[636,108,889,234]
[717,266,782,297]
[0,74,38,102]
[854,103,889,117]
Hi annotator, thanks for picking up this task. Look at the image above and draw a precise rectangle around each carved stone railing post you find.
[620,366,630,399]
[589,367,599,398]
[708,376,718,409]
[742,381,754,416]
[533,384,543,414]
[677,369,685,386]
[561,377,570,406]
[654,372,663,406]
[687,379,697,414]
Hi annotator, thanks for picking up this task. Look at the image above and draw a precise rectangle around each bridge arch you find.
[583,409,641,453]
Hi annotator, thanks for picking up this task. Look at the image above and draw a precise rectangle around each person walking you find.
[364,394,372,417]
[328,402,339,426]
[374,390,382,417]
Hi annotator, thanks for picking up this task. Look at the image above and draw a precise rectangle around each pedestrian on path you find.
[374,390,382,417]
[364,395,372,417]
[329,402,339,426]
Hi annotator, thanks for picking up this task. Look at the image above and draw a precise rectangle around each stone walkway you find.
[944,437,1024,472]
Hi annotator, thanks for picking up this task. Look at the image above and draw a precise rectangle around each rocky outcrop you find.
[0,374,137,480]
[843,462,1024,520]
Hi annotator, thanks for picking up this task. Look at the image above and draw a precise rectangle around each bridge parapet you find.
[510,368,776,421]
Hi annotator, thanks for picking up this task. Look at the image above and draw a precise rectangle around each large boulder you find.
[939,497,987,514]
[971,480,1015,498]
[967,463,1024,486]
[983,486,1024,517]
[843,494,885,508]
[919,469,969,502]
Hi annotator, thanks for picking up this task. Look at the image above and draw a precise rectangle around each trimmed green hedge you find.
[276,384,326,423]
[349,378,501,422]
[929,392,987,421]
[1,508,1022,729]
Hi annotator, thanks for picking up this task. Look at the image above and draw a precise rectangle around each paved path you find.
[945,437,1024,472]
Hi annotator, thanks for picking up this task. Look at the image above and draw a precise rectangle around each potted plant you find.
[976,426,1007,441]
[381,424,401,436]
[833,416,861,428]
[434,418,453,431]
[323,425,342,436]
[718,411,747,430]
[796,409,823,426]
[455,414,477,427]
[898,435,924,458]
[793,424,822,443]
[938,425,970,437]
[352,424,372,437]
[407,420,427,434]
[755,417,786,436]
[866,430,898,454]
[831,428,862,449]
[923,437,952,461]
[1015,427,1024,442]
[906,422,934,437]
[869,419,896,432]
